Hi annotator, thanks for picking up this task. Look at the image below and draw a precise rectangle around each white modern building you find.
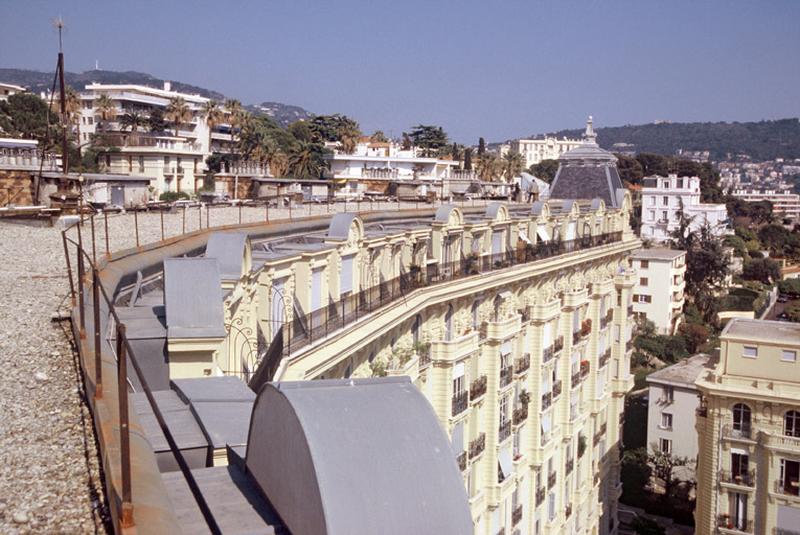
[0,82,26,102]
[324,140,461,199]
[640,174,729,242]
[509,136,583,168]
[646,354,712,475]
[78,82,235,196]
[630,248,686,335]
[732,188,800,220]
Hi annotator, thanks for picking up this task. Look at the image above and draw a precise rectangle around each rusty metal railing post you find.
[133,210,140,248]
[62,231,75,303]
[90,214,97,265]
[76,222,86,338]
[182,205,186,234]
[116,323,134,528]
[104,211,110,256]
[160,209,165,241]
[206,204,210,228]
[93,267,103,398]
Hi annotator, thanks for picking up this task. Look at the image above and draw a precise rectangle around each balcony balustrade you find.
[571,370,583,387]
[547,471,557,489]
[717,515,753,533]
[580,360,590,378]
[553,336,564,354]
[500,365,514,388]
[470,375,487,401]
[722,424,753,441]
[513,404,528,426]
[775,478,800,496]
[720,469,755,487]
[452,390,469,416]
[512,505,523,526]
[600,309,614,328]
[469,433,486,459]
[535,487,546,506]
[499,420,512,442]
[541,392,552,409]
[599,348,611,368]
[542,345,555,364]
[514,354,530,374]
[457,451,467,472]
[552,380,562,399]
[565,459,574,474]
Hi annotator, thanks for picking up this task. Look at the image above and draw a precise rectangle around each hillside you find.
[543,119,800,161]
[0,67,312,127]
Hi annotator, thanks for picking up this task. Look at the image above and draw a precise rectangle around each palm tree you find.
[203,100,224,151]
[120,111,145,133]
[224,99,245,152]
[289,141,324,179]
[477,153,501,181]
[95,94,117,132]
[502,152,524,182]
[165,96,192,137]
[337,121,361,154]
[269,150,289,177]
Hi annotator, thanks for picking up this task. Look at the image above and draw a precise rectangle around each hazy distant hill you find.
[0,67,313,127]
[543,119,800,161]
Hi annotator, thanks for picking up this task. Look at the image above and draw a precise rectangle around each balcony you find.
[470,375,488,401]
[722,424,753,441]
[599,348,611,368]
[452,390,469,417]
[762,431,800,452]
[774,478,800,497]
[513,404,528,426]
[717,515,753,533]
[553,336,564,354]
[542,345,555,364]
[547,471,557,489]
[429,332,478,363]
[720,469,755,488]
[565,459,574,474]
[469,433,486,459]
[541,392,552,409]
[571,370,583,388]
[512,504,523,526]
[499,365,514,389]
[627,304,634,316]
[594,422,607,446]
[552,380,563,399]
[535,487,546,506]
[457,451,467,472]
[499,420,512,442]
[514,354,530,375]
[600,309,614,329]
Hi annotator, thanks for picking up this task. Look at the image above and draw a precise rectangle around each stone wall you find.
[0,169,35,206]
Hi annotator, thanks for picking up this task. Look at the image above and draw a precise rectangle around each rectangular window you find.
[640,277,648,287]
[661,211,668,221]
[649,210,656,221]
[660,413,673,430]
[659,438,672,454]
[340,254,354,294]
[782,350,797,362]
[677,178,684,188]
[637,294,651,304]
[138,155,144,173]
[662,196,669,205]
[742,346,758,359]
[639,260,649,269]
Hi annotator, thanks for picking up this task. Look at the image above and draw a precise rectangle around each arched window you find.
[732,403,752,438]
[786,410,800,437]
[412,314,422,345]
[445,305,454,341]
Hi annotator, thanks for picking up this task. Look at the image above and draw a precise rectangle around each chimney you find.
[164,81,171,92]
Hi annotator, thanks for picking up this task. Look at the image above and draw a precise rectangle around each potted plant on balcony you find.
[519,389,530,406]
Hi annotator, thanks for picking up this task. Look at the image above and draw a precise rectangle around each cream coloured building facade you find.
[510,136,583,168]
[695,319,800,535]
[145,196,641,535]
[630,248,686,335]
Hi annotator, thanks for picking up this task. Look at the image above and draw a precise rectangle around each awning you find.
[498,445,513,480]
[500,341,512,356]
[453,361,465,379]
[730,447,748,456]
[537,227,550,242]
[519,230,532,245]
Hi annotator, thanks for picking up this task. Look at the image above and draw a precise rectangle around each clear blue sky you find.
[1,0,798,143]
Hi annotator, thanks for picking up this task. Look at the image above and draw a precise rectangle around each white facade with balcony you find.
[732,188,800,220]
[0,82,26,102]
[640,174,729,242]
[78,82,234,195]
[630,248,686,335]
[509,136,583,168]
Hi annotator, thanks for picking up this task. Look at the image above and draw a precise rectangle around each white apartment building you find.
[630,248,686,335]
[732,188,800,220]
[510,136,583,168]
[646,354,712,475]
[78,82,234,196]
[324,140,461,198]
[640,174,729,242]
[0,82,26,102]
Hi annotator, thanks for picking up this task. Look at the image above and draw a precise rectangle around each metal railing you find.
[775,478,800,496]
[552,380,562,398]
[722,423,753,440]
[499,365,514,388]
[719,469,756,487]
[499,420,512,442]
[452,390,469,416]
[512,504,523,526]
[513,405,528,426]
[514,354,530,374]
[717,515,753,533]
[547,471,557,489]
[469,433,486,459]
[456,451,467,472]
[62,218,221,533]
[470,375,487,401]
[541,391,552,409]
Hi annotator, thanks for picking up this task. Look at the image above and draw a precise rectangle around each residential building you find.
[323,139,461,199]
[0,81,25,101]
[78,82,235,195]
[630,248,686,334]
[646,354,712,479]
[695,319,800,535]
[640,174,729,242]
[732,188,800,220]
[510,135,583,168]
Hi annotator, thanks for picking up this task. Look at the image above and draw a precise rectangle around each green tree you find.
[119,111,145,134]
[478,137,485,156]
[165,96,192,137]
[309,114,361,153]
[406,124,448,157]
[370,130,387,143]
[621,448,652,505]
[203,100,224,151]
[289,140,327,179]
[649,449,691,503]
[678,322,709,354]
[616,153,644,186]
[630,517,666,535]
[742,257,781,284]
[464,148,473,171]
[529,159,559,183]
[0,92,60,148]
[476,152,501,181]
[148,108,168,133]
[94,94,117,132]
[224,99,247,152]
[502,152,524,182]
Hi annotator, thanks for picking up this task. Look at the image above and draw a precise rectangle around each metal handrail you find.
[62,219,221,533]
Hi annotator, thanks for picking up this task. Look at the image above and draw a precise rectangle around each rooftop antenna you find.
[54,16,69,174]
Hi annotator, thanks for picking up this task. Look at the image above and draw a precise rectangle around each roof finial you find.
[584,115,597,144]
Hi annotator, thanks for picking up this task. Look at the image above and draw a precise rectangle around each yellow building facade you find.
[695,319,800,535]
